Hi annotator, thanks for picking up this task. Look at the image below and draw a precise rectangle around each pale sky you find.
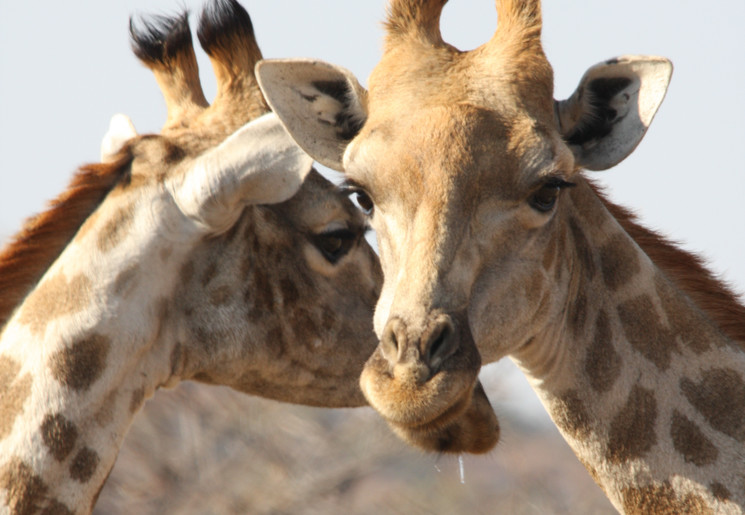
[1,1,744,422]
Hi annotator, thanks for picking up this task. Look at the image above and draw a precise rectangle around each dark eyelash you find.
[544,177,576,189]
[321,228,357,241]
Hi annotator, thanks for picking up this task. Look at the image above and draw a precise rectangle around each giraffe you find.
[0,1,388,513]
[257,0,745,512]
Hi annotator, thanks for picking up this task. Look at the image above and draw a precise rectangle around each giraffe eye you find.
[529,185,560,212]
[312,228,357,264]
[528,178,575,213]
[351,191,374,216]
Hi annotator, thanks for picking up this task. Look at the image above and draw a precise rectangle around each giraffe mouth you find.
[359,312,500,454]
[387,381,500,454]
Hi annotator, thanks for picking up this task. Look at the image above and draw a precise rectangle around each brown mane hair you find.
[591,182,745,348]
[0,153,131,329]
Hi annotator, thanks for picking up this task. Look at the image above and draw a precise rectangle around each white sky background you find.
[1,1,744,423]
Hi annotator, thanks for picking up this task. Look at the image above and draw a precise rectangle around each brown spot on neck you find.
[96,202,136,252]
[670,410,718,466]
[550,389,592,441]
[17,273,93,336]
[593,181,745,350]
[584,309,621,393]
[599,233,641,291]
[49,333,111,392]
[0,159,128,330]
[41,414,79,462]
[70,447,100,483]
[617,294,677,371]
[621,481,713,515]
[0,458,73,515]
[568,216,596,280]
[112,263,140,297]
[710,482,731,502]
[0,356,32,440]
[606,385,657,463]
[680,367,745,442]
[129,387,146,414]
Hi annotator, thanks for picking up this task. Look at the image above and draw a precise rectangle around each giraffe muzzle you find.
[360,311,500,454]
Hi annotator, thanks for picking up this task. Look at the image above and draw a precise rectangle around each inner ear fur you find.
[256,59,368,171]
[555,55,673,171]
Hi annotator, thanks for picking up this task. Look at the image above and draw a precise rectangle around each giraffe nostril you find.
[381,317,404,365]
[425,315,457,371]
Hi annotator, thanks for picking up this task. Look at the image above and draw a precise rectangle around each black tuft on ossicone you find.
[197,0,255,59]
[129,11,193,67]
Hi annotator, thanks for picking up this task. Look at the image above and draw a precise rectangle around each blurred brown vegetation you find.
[96,363,614,515]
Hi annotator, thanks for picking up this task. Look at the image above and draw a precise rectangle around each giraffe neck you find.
[512,179,745,514]
[0,190,192,514]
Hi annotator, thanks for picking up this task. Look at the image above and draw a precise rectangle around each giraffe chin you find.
[360,340,500,455]
[388,381,500,454]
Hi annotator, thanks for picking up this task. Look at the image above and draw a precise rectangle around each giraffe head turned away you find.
[0,1,383,513]
[258,0,745,512]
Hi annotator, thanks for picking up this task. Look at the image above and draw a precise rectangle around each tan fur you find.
[258,0,745,511]
[596,183,745,349]
[0,156,130,330]
[0,2,382,513]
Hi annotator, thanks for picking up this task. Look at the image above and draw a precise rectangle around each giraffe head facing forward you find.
[257,0,672,451]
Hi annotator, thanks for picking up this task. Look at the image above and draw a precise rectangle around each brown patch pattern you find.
[656,274,716,355]
[0,356,33,440]
[17,273,92,336]
[0,458,72,515]
[42,499,74,515]
[112,263,140,297]
[40,414,79,462]
[96,203,135,252]
[36,501,71,515]
[1,459,47,515]
[584,310,622,393]
[129,387,145,414]
[680,368,745,442]
[49,333,111,392]
[599,234,640,291]
[622,481,713,515]
[594,182,745,349]
[670,410,718,466]
[69,447,99,483]
[617,294,677,371]
[568,216,596,280]
[569,291,588,338]
[94,390,118,428]
[0,159,126,330]
[550,390,592,440]
[709,482,731,502]
[606,385,657,463]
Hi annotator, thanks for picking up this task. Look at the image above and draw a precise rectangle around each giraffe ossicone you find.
[258,0,745,512]
[0,1,384,513]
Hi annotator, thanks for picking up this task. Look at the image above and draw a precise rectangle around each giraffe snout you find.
[380,313,459,378]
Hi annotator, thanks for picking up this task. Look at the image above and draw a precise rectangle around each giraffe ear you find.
[555,55,673,171]
[100,114,137,163]
[256,58,368,172]
[170,112,314,232]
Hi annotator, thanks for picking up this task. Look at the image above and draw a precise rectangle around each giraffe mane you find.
[591,180,745,349]
[0,151,132,330]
